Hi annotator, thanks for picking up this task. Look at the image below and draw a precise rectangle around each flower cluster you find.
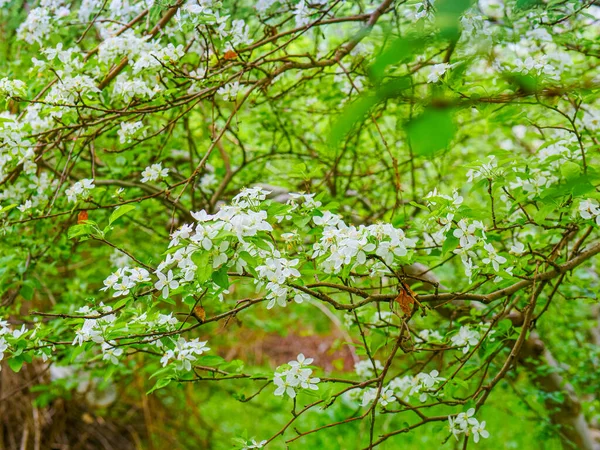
[217,82,241,101]
[65,179,95,203]
[0,78,26,97]
[100,267,151,297]
[256,256,309,309]
[141,163,169,183]
[312,213,417,273]
[273,354,320,399]
[354,359,383,378]
[579,199,600,226]
[448,408,490,443]
[450,326,480,354]
[160,337,210,372]
[360,369,445,407]
[72,303,117,346]
[118,121,144,144]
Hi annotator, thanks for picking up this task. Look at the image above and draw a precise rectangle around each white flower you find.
[456,408,478,429]
[294,0,311,27]
[451,326,480,354]
[118,121,144,144]
[72,319,103,346]
[242,439,268,449]
[273,354,320,398]
[579,199,600,225]
[141,162,169,183]
[361,388,377,407]
[273,372,300,398]
[453,219,482,249]
[355,359,383,378]
[482,243,507,272]
[472,420,490,443]
[155,270,179,298]
[65,178,95,203]
[289,353,313,370]
[130,267,151,283]
[17,200,33,213]
[448,415,464,440]
[0,77,26,97]
[101,341,124,365]
[112,276,135,297]
[510,241,525,255]
[416,329,443,343]
[12,325,27,338]
[0,337,8,362]
[217,81,240,101]
[427,63,451,83]
[378,389,395,407]
[160,337,210,371]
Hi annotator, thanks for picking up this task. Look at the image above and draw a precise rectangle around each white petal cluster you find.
[217,81,241,101]
[579,199,600,226]
[101,340,124,365]
[72,303,116,346]
[160,337,210,371]
[482,243,507,272]
[65,178,95,203]
[427,63,452,83]
[466,156,497,182]
[354,359,383,379]
[141,162,169,183]
[0,78,26,97]
[450,326,480,354]
[155,187,275,298]
[312,213,417,272]
[118,121,144,144]
[0,320,13,367]
[241,439,267,450]
[448,408,490,443]
[256,257,308,309]
[273,353,320,398]
[113,74,158,102]
[389,370,445,403]
[100,266,151,297]
[98,32,184,74]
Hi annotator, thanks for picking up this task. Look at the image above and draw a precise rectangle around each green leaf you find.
[8,357,24,373]
[239,251,257,267]
[109,204,137,225]
[192,252,212,283]
[435,0,473,40]
[68,224,91,239]
[0,204,17,214]
[329,78,411,146]
[409,201,429,211]
[196,355,226,366]
[19,283,34,301]
[405,108,456,157]
[515,0,542,10]
[534,203,555,223]
[369,35,425,81]
[442,233,459,255]
[560,161,581,179]
[147,377,171,394]
[160,296,176,305]
[212,267,230,290]
[113,297,130,309]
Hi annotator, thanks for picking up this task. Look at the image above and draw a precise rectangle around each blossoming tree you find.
[1,0,600,448]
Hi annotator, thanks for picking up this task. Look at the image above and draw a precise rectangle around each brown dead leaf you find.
[77,210,88,224]
[224,50,237,60]
[395,282,416,316]
[192,305,206,323]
